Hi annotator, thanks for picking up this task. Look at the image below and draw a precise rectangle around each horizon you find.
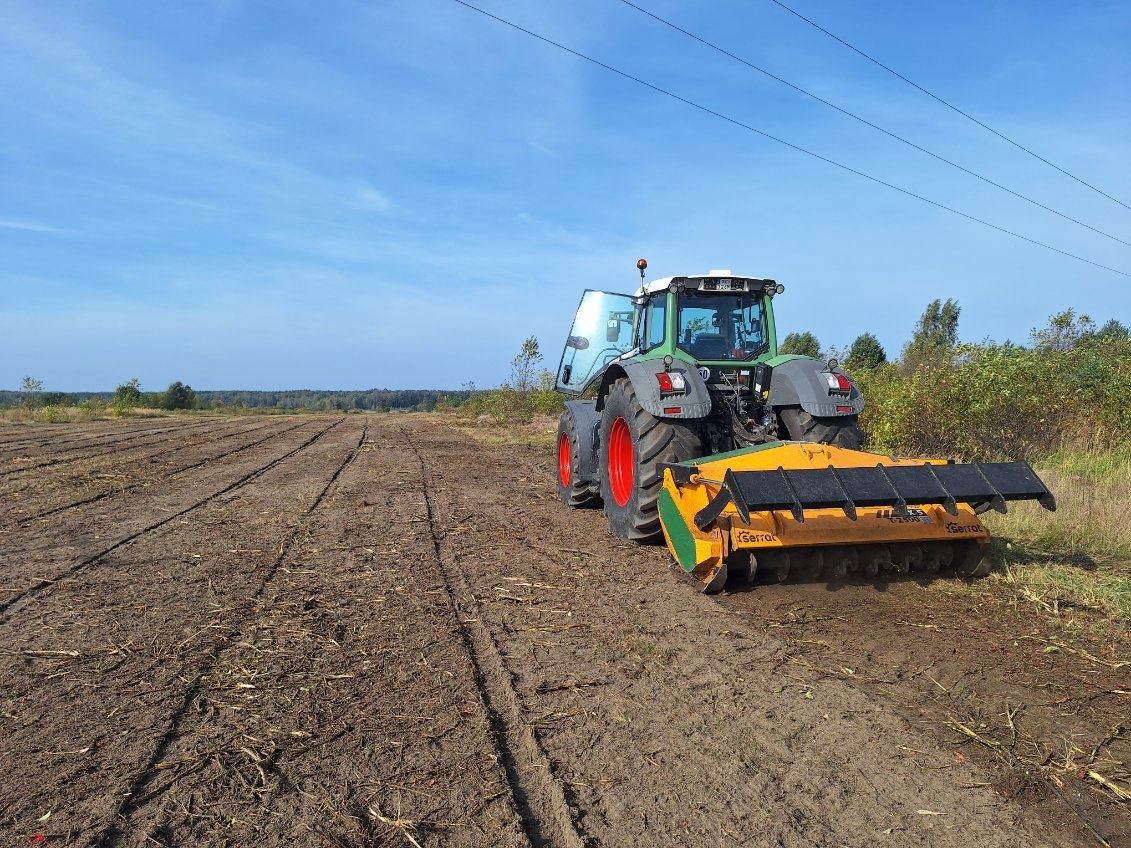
[3,0,1129,391]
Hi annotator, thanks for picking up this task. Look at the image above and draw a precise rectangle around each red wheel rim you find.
[608,416,634,507]
[557,432,572,488]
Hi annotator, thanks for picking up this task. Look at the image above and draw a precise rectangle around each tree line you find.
[1,382,470,413]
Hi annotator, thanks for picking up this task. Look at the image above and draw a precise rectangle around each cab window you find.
[676,292,767,361]
[644,297,666,351]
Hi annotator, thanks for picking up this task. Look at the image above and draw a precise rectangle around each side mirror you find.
[566,335,590,350]
[606,320,621,343]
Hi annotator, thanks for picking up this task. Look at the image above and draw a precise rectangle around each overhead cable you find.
[618,0,1131,249]
[765,0,1131,213]
[448,0,1129,277]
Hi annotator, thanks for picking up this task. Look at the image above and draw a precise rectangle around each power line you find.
[617,0,1131,249]
[765,0,1131,214]
[447,0,1129,278]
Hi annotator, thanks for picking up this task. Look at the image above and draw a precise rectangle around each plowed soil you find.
[1,415,1127,847]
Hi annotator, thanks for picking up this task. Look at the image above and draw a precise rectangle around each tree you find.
[779,331,820,358]
[1094,318,1129,343]
[509,336,542,393]
[162,381,197,410]
[114,378,142,414]
[844,333,887,371]
[904,299,960,360]
[20,376,44,408]
[1030,308,1097,352]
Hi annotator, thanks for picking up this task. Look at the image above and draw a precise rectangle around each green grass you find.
[983,443,1131,620]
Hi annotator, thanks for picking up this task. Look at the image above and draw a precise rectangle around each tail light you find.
[655,371,687,394]
[824,372,853,394]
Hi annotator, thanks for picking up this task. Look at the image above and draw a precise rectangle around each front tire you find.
[779,407,863,448]
[599,378,701,542]
[556,411,600,508]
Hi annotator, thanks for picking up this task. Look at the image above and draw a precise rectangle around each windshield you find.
[677,291,767,361]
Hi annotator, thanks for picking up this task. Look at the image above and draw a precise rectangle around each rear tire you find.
[779,407,863,448]
[599,378,702,542]
[556,411,600,508]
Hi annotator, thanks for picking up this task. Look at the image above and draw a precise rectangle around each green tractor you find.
[554,261,864,542]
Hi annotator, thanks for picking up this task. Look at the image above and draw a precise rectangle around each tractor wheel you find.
[779,407,863,449]
[599,378,702,542]
[556,410,601,508]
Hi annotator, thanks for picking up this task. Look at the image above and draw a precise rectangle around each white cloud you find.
[357,186,392,212]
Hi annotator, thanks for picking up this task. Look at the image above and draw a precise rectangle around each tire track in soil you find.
[409,421,1069,848]
[0,418,345,619]
[14,418,309,525]
[0,420,153,453]
[402,426,587,848]
[88,423,370,848]
[0,416,275,511]
[0,418,271,510]
[0,418,362,843]
[0,419,221,474]
[0,418,163,449]
[110,431,531,848]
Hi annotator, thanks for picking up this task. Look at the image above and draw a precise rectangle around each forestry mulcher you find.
[554,261,1055,592]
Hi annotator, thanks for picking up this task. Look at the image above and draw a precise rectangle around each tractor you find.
[553,262,1054,591]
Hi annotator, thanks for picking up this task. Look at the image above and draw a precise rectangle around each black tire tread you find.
[557,411,601,508]
[780,407,863,448]
[602,378,701,542]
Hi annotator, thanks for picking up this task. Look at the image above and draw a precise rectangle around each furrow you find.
[88,423,369,848]
[0,418,345,618]
[15,418,309,524]
[402,426,586,848]
[0,419,228,477]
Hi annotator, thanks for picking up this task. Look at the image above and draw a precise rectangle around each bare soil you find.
[0,415,1126,847]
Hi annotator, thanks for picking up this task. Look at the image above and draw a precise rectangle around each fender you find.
[767,357,865,417]
[564,399,601,485]
[595,358,712,419]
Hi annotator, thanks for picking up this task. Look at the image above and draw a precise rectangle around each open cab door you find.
[555,290,636,394]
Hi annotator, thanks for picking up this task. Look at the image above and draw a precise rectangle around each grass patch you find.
[993,561,1131,620]
[984,444,1131,621]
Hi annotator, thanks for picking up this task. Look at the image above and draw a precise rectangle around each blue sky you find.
[2,0,1129,391]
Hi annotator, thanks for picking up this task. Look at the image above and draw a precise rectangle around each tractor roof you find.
[635,269,776,298]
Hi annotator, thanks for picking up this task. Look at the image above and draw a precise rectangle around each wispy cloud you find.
[0,218,66,234]
[356,186,392,213]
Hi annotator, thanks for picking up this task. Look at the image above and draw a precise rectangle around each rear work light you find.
[655,371,687,394]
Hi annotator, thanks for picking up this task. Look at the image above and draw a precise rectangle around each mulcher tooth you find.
[724,552,754,586]
[872,546,892,573]
[826,549,848,579]
[936,543,955,572]
[758,550,790,583]
[953,540,990,577]
[799,548,823,581]
[861,556,879,578]
[921,544,941,574]
[905,544,925,573]
[889,548,910,575]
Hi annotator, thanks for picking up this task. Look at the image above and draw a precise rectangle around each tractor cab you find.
[555,270,783,394]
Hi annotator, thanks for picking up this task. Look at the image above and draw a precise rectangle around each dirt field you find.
[1,414,1127,847]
